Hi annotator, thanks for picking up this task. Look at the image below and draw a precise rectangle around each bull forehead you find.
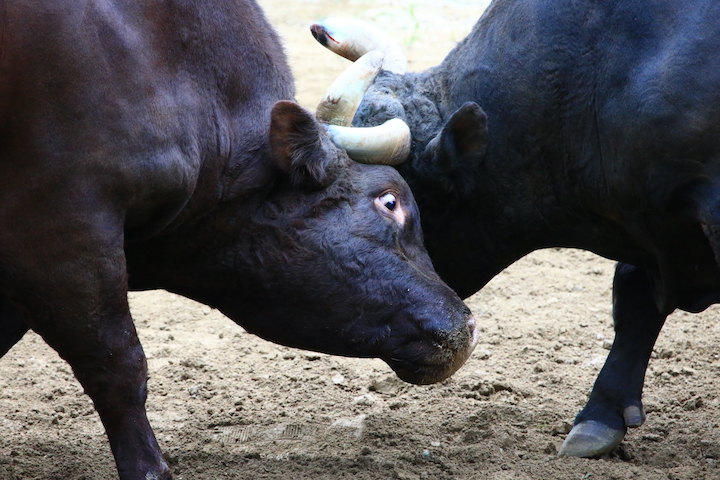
[348,161,411,194]
[355,71,444,155]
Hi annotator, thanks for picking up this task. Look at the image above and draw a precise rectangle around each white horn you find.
[325,118,411,165]
[316,50,384,127]
[310,17,408,74]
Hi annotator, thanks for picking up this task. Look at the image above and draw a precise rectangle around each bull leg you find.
[0,298,29,358]
[13,248,171,480]
[559,262,667,457]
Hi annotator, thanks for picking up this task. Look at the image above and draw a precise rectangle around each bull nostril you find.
[467,314,480,347]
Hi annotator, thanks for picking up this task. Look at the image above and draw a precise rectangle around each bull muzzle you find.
[311,17,411,166]
[386,312,480,385]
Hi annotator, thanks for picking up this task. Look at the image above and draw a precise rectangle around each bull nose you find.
[388,310,479,385]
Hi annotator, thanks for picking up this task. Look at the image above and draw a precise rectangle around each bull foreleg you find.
[12,247,171,480]
[558,262,667,457]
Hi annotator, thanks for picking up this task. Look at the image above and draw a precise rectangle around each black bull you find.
[0,0,480,478]
[311,0,720,460]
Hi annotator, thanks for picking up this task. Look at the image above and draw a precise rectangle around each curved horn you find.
[312,18,412,165]
[316,50,384,127]
[325,118,411,166]
[310,17,408,74]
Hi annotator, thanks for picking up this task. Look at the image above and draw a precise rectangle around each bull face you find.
[215,101,478,385]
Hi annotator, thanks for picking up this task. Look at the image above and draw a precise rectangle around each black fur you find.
[351,0,720,455]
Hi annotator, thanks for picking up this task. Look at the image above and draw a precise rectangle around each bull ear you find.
[426,102,488,172]
[269,100,331,188]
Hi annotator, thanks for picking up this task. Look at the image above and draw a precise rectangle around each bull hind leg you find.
[559,263,667,457]
[0,298,29,358]
[4,234,171,479]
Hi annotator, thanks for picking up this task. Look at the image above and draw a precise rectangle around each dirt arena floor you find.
[2,1,720,479]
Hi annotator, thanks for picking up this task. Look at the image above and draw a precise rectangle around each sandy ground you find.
[2,1,720,479]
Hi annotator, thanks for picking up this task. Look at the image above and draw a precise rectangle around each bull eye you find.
[379,192,397,211]
[374,191,406,227]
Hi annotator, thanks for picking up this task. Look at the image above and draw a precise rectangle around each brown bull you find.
[0,1,478,478]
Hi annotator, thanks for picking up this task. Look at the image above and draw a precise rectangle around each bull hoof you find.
[557,420,625,458]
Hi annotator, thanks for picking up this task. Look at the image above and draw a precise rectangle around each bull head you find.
[311,18,411,166]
